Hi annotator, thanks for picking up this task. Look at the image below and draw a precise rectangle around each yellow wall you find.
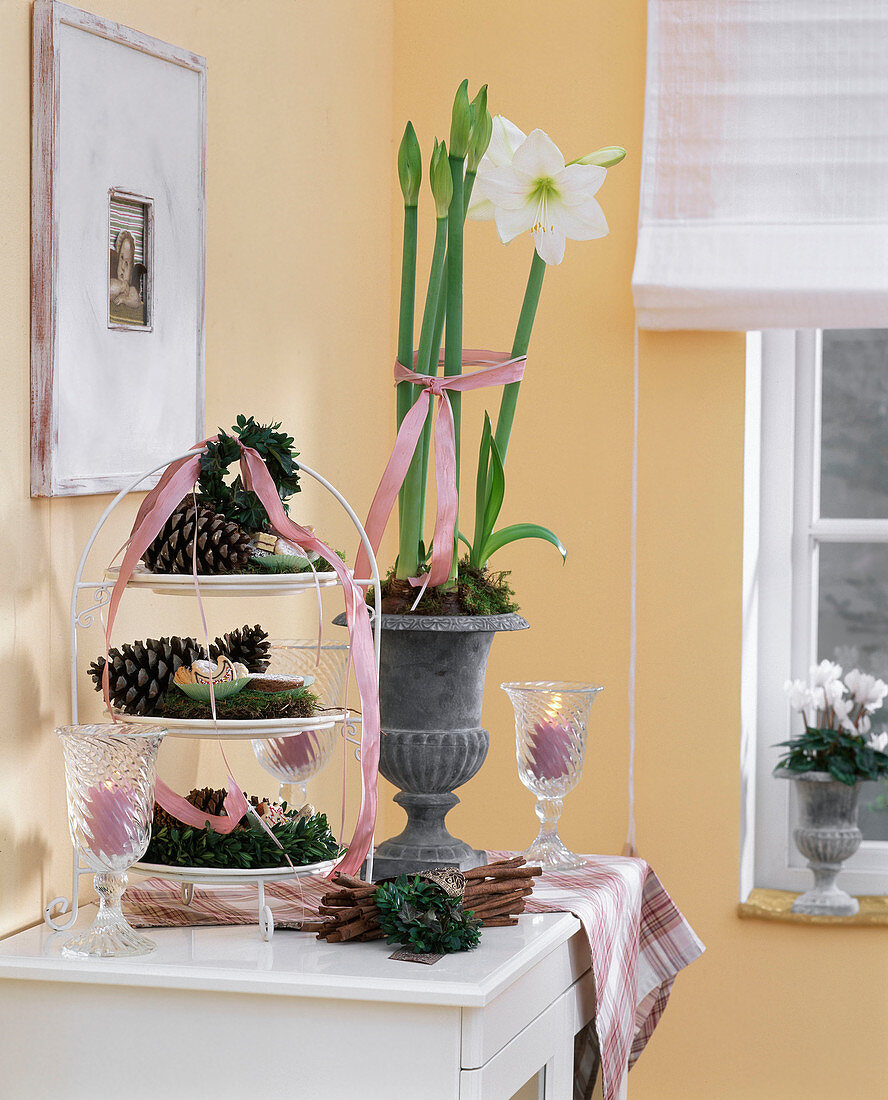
[392,3,886,1099]
[0,0,395,935]
[2,1,885,1097]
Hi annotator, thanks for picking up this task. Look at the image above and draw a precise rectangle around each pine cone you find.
[88,635,202,715]
[153,787,247,833]
[89,626,271,714]
[142,501,254,575]
[210,624,271,673]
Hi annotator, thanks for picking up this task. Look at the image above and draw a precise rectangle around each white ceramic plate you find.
[130,858,336,883]
[112,710,338,740]
[105,564,344,596]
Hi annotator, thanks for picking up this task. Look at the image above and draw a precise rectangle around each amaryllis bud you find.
[467,86,492,172]
[449,79,472,159]
[573,146,627,168]
[398,121,422,206]
[430,139,453,218]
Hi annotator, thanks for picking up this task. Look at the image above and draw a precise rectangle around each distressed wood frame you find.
[31,0,206,497]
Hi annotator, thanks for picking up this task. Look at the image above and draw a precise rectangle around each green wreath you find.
[197,414,301,532]
[375,874,483,955]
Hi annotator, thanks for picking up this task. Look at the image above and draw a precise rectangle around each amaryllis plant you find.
[393,81,625,588]
[775,660,888,785]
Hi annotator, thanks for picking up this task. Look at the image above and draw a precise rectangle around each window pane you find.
[820,329,888,519]
[818,542,888,841]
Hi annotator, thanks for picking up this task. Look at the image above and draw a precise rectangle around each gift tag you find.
[389,948,443,965]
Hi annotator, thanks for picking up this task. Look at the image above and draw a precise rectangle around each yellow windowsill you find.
[739,888,888,925]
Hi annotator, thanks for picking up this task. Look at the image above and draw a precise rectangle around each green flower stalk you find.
[396,141,452,580]
[443,81,472,584]
[395,123,420,538]
[416,90,490,539]
[493,249,546,461]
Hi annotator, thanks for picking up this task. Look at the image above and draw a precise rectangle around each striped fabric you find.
[124,853,702,1100]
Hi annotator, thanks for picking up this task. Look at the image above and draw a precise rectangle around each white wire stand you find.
[47,449,381,942]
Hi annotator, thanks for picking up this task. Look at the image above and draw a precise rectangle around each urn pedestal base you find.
[371,792,487,880]
[777,770,863,917]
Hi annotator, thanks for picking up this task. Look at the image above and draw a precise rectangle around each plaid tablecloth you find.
[125,854,702,1100]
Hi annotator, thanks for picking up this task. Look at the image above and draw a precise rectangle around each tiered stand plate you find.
[51,450,381,942]
[115,711,340,740]
[106,564,343,595]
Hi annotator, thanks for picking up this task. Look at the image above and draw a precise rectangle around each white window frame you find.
[741,330,888,900]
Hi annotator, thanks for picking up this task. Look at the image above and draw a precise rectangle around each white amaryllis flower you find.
[845,669,888,712]
[869,730,888,754]
[469,126,609,265]
[809,659,843,687]
[467,116,527,220]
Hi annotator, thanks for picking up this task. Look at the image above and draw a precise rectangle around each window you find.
[742,329,888,899]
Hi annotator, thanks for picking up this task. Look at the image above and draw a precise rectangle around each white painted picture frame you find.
[31,1,206,497]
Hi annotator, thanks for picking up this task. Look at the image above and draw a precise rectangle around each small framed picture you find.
[31,1,206,497]
[108,190,153,330]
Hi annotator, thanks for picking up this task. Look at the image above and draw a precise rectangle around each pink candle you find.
[527,720,574,781]
[266,731,320,773]
[84,782,137,857]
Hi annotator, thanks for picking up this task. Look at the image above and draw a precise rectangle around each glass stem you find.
[94,871,128,926]
[534,796,564,842]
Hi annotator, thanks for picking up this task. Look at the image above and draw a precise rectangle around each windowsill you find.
[739,888,888,925]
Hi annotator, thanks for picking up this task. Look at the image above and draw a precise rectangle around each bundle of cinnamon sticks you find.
[301,856,542,944]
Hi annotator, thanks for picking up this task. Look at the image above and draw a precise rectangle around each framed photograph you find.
[108,190,153,330]
[31,1,206,497]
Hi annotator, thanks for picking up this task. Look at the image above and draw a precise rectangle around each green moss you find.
[159,687,319,721]
[375,558,519,616]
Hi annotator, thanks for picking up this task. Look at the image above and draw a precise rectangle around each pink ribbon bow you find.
[103,441,380,877]
[355,351,526,590]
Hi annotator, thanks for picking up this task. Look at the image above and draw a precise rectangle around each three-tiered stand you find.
[46,450,381,941]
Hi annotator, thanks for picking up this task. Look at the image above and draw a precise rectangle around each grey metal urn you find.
[777,770,863,916]
[337,611,528,880]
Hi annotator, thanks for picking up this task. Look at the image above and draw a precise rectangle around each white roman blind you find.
[632,0,888,331]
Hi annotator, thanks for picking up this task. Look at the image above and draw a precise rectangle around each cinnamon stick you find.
[331,873,372,889]
[463,858,524,878]
[463,878,535,901]
[482,916,519,927]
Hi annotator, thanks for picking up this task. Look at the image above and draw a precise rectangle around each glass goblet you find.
[501,681,603,871]
[251,641,350,804]
[57,723,166,958]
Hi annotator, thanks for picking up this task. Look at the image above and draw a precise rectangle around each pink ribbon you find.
[103,441,380,875]
[354,351,526,590]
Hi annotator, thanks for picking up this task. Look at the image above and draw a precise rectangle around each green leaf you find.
[481,522,567,565]
[472,414,493,565]
[479,431,505,554]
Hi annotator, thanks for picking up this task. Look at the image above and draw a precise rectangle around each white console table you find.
[0,910,599,1099]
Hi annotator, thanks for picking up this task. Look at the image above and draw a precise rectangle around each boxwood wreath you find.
[145,805,342,870]
[375,874,482,955]
[197,414,301,533]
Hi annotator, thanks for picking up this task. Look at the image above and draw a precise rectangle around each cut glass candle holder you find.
[57,723,166,958]
[501,681,603,871]
[251,641,350,803]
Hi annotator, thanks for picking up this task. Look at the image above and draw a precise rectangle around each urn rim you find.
[333,610,529,632]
